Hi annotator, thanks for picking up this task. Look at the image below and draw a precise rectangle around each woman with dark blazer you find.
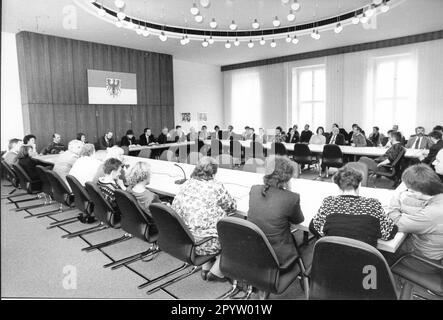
[247,155,304,265]
[120,130,136,147]
[17,145,40,181]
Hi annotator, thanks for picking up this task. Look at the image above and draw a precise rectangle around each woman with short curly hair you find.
[171,156,237,282]
[248,155,304,265]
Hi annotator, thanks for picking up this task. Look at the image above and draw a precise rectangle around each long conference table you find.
[35,152,406,253]
[127,141,195,152]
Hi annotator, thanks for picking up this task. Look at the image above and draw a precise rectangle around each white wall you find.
[1,32,23,150]
[173,59,224,132]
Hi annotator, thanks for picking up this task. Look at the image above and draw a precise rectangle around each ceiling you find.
[3,0,443,66]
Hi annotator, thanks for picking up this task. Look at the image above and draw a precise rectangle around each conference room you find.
[1,0,442,302]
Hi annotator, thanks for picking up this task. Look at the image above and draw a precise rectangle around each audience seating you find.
[373,147,406,188]
[292,144,319,175]
[217,217,309,300]
[35,165,54,205]
[66,175,95,224]
[322,144,344,177]
[309,236,398,300]
[11,163,42,206]
[140,203,217,294]
[1,160,23,198]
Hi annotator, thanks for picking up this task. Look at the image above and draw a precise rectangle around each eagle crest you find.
[106,78,121,98]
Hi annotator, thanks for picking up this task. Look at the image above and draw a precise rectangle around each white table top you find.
[128,141,194,151]
[205,139,426,159]
[33,154,405,253]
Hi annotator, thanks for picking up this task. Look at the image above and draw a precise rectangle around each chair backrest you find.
[149,203,198,264]
[242,158,265,173]
[391,147,406,169]
[85,182,119,227]
[114,190,157,242]
[217,217,283,293]
[45,169,73,206]
[187,152,203,165]
[121,146,129,155]
[12,163,33,193]
[252,141,265,160]
[270,142,287,156]
[138,149,151,159]
[159,149,177,162]
[323,144,343,159]
[293,143,311,157]
[345,162,369,187]
[229,140,243,159]
[309,236,398,300]
[35,165,53,197]
[210,139,223,157]
[216,154,233,169]
[66,175,93,215]
[1,160,20,188]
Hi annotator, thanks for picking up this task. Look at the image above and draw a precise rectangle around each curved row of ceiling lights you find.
[90,0,391,48]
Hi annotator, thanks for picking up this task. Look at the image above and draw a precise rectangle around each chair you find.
[35,165,54,203]
[252,141,265,160]
[309,236,398,300]
[138,149,152,159]
[292,144,319,175]
[217,217,309,300]
[345,162,369,187]
[187,152,203,165]
[65,175,96,228]
[210,139,223,158]
[374,147,406,188]
[270,142,287,156]
[229,140,244,162]
[1,160,24,198]
[216,154,233,169]
[11,163,43,207]
[121,146,129,155]
[322,144,344,177]
[177,144,189,163]
[391,253,443,299]
[159,149,177,162]
[139,203,217,294]
[242,158,265,174]
[106,190,160,269]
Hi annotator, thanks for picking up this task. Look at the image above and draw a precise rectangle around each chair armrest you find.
[194,236,216,246]
[391,253,443,270]
[279,254,299,271]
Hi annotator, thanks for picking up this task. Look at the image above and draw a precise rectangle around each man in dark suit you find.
[139,128,156,146]
[406,126,433,150]
[157,127,170,144]
[120,130,136,147]
[286,125,300,143]
[326,127,345,145]
[97,131,114,150]
[421,130,443,167]
[300,124,313,144]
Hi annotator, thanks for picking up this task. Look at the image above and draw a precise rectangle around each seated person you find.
[347,124,359,144]
[41,133,66,155]
[433,149,443,182]
[120,129,136,147]
[2,138,22,165]
[97,131,114,150]
[171,157,237,282]
[369,127,384,147]
[247,155,304,265]
[300,124,313,144]
[351,126,367,147]
[286,125,300,143]
[272,126,285,143]
[405,126,433,150]
[212,126,223,140]
[52,139,83,188]
[358,131,405,173]
[242,126,251,140]
[198,126,210,141]
[391,124,406,145]
[187,127,199,141]
[23,134,38,157]
[309,165,398,247]
[256,128,267,144]
[309,127,326,145]
[157,127,170,144]
[97,158,126,211]
[173,125,186,142]
[223,125,235,140]
[387,164,443,274]
[327,127,345,145]
[421,130,443,166]
[94,146,126,183]
[68,143,103,186]
[76,133,86,143]
[126,162,160,227]
[17,145,40,182]
[139,128,156,146]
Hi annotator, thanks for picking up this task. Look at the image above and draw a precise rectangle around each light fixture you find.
[117,10,126,20]
[360,13,369,24]
[285,34,292,43]
[351,13,360,24]
[180,36,187,45]
[114,0,125,9]
[334,22,343,33]
[190,3,199,15]
[252,19,260,29]
[202,39,209,47]
[270,39,277,47]
[225,40,231,48]
[311,29,316,39]
[248,40,254,48]
[365,5,375,17]
[97,5,106,17]
[381,0,390,13]
[260,37,266,45]
[135,25,143,35]
[209,18,217,28]
[315,30,320,40]
[272,16,281,27]
[287,10,296,22]
[115,20,123,28]
[200,0,210,8]
[281,0,290,4]
[195,14,203,23]
[127,20,135,29]
[208,36,214,44]
[142,28,149,37]
[234,38,240,46]
[229,20,237,30]
[159,32,167,41]
[291,0,300,11]
[292,35,299,44]
[373,0,383,4]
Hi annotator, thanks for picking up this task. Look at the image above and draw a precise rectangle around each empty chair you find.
[11,163,42,206]
[242,158,265,174]
[270,142,287,156]
[66,175,95,224]
[292,143,319,175]
[138,149,152,159]
[139,203,218,294]
[187,152,203,165]
[1,160,23,198]
[309,236,398,300]
[345,162,369,187]
[216,154,233,169]
[217,217,308,300]
[321,144,344,177]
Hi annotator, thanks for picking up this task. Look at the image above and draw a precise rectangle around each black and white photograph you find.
[1,0,443,306]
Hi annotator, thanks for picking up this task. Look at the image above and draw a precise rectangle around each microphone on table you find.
[174,163,187,185]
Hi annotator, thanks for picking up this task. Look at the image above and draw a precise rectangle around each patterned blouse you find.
[171,178,237,255]
[97,179,121,211]
[310,195,398,247]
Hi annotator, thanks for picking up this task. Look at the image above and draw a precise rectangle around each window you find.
[231,71,261,129]
[292,65,326,130]
[371,54,416,135]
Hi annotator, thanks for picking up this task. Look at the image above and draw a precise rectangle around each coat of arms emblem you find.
[106,78,121,98]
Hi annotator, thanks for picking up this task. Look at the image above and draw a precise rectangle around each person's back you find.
[69,156,102,186]
[53,151,79,186]
[248,185,304,264]
[3,151,18,165]
[18,156,39,181]
[127,186,160,216]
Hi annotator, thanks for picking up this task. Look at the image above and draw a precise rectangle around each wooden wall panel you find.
[72,40,94,105]
[53,105,77,144]
[75,105,98,145]
[145,52,161,105]
[96,105,115,143]
[15,34,30,105]
[161,105,175,130]
[49,37,75,104]
[111,46,130,73]
[131,105,149,138]
[148,106,163,135]
[114,106,133,143]
[159,54,174,106]
[130,51,147,105]
[27,104,55,152]
[91,42,112,71]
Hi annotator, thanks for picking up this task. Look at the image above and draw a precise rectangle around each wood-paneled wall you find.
[16,31,174,150]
